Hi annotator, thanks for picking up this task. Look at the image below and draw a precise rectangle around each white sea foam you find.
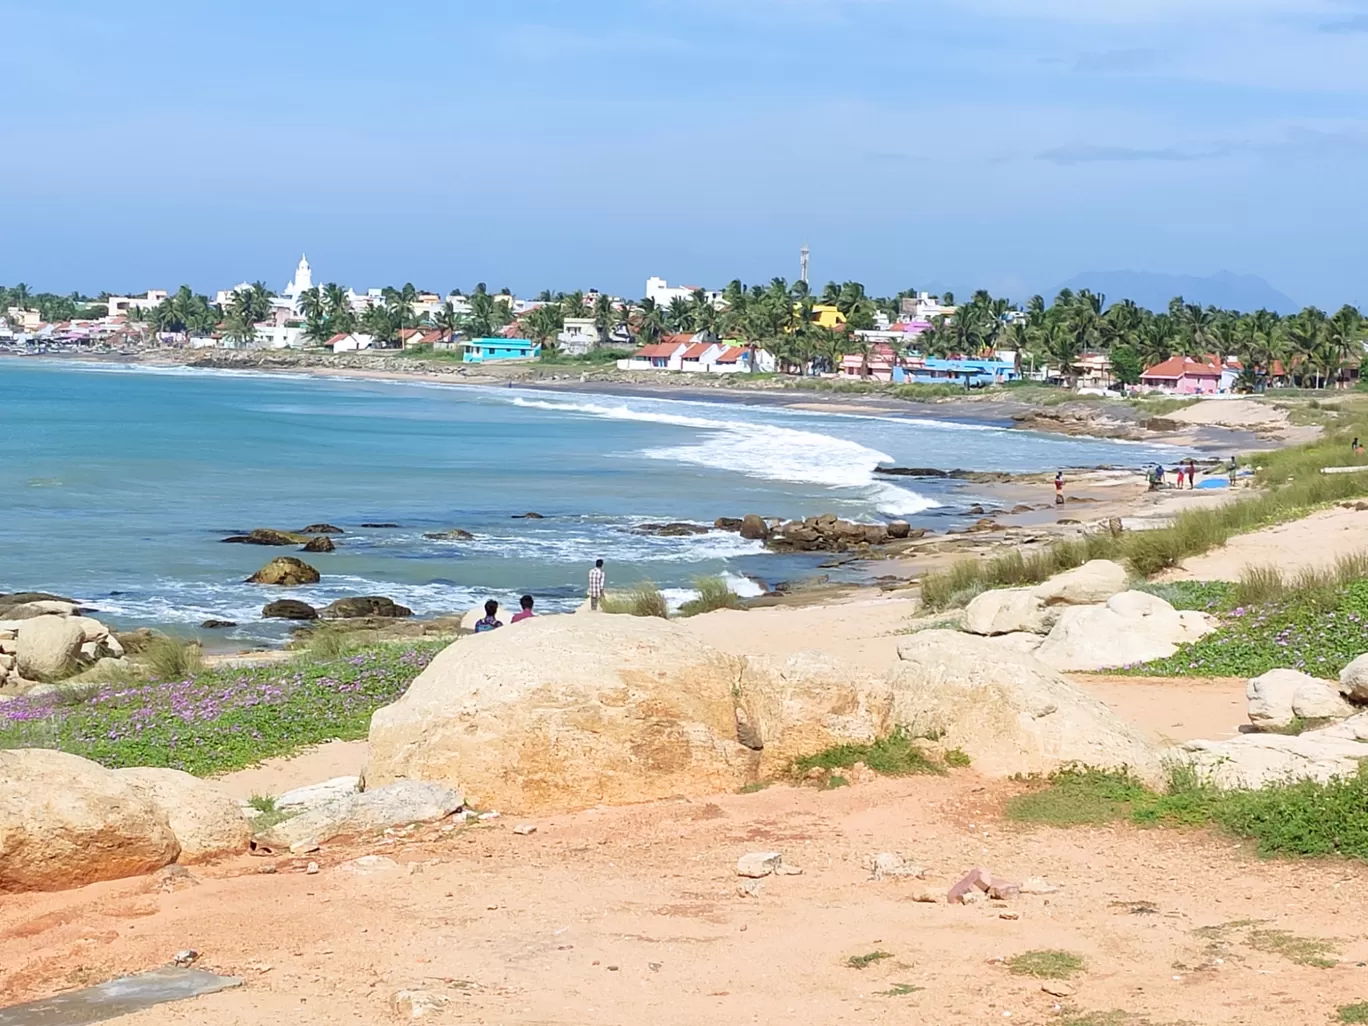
[507,395,941,513]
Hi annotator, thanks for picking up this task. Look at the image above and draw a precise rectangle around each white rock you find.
[274,776,362,813]
[1033,592,1216,672]
[252,780,464,854]
[390,990,450,1020]
[1179,727,1368,789]
[512,823,537,836]
[869,852,926,880]
[340,855,401,875]
[16,616,86,680]
[890,630,1161,782]
[68,616,111,643]
[992,632,1046,654]
[1031,560,1129,607]
[1339,654,1368,703]
[964,589,1049,636]
[1247,669,1352,730]
[736,852,784,878]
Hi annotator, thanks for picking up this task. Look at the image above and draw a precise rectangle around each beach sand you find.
[1162,503,1368,581]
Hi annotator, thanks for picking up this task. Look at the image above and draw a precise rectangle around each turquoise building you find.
[462,338,540,363]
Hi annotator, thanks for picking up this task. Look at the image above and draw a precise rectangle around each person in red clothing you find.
[512,594,536,623]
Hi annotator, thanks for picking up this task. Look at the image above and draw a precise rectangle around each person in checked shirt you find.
[587,559,606,611]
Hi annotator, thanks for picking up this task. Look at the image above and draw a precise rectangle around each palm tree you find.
[562,291,587,319]
[433,301,461,346]
[593,293,615,345]
[523,303,565,349]
[637,297,665,344]
[1041,322,1084,386]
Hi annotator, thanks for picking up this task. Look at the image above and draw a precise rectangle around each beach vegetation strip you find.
[1007,764,1368,862]
[0,642,444,776]
[921,424,1368,611]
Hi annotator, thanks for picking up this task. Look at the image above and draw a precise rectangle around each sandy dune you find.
[1166,505,1368,581]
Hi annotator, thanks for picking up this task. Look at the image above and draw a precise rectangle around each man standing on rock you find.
[588,559,606,612]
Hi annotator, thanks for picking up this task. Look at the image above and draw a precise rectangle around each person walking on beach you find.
[1054,471,1065,506]
[1227,456,1238,487]
[588,559,606,611]
[474,599,503,633]
[512,595,536,623]
[1186,458,1197,489]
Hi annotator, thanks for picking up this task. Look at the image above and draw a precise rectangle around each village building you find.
[461,337,539,363]
[1139,356,1223,394]
[557,317,600,355]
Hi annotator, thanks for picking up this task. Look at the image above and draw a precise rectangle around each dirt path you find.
[3,773,1364,1026]
[1163,505,1368,581]
[1072,675,1249,745]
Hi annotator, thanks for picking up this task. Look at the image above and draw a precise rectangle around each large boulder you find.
[1031,560,1129,607]
[302,535,336,553]
[887,630,1161,781]
[1032,591,1214,672]
[1178,715,1368,789]
[114,767,251,862]
[1,600,81,620]
[964,589,1049,636]
[246,557,320,587]
[367,617,883,812]
[0,749,180,892]
[1247,669,1353,731]
[251,780,464,854]
[262,599,318,620]
[223,528,313,546]
[16,615,86,680]
[321,597,413,620]
[739,514,770,541]
[1339,654,1368,703]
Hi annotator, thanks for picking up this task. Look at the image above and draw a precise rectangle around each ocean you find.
[0,359,1175,644]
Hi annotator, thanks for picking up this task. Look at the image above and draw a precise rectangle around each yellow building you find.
[807,304,846,329]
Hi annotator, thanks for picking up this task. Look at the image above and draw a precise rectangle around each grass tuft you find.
[1005,949,1086,979]
[879,983,923,997]
[845,950,893,970]
[142,637,203,681]
[247,794,277,813]
[677,576,743,618]
[792,729,947,779]
[602,582,670,619]
[1339,1003,1368,1024]
[1246,928,1338,968]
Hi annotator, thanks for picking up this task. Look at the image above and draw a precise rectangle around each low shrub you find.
[1133,580,1234,612]
[602,582,670,619]
[791,729,947,779]
[142,637,203,681]
[1005,949,1086,980]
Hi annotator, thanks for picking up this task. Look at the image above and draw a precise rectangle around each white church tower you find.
[284,255,312,298]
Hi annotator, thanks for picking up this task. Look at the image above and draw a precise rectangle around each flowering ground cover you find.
[1124,581,1368,679]
[0,642,443,776]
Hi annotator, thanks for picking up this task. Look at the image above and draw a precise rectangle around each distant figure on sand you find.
[1228,457,1238,487]
[474,599,503,633]
[1356,437,1364,456]
[512,595,535,623]
[588,559,606,611]
[1175,464,1185,489]
[1054,471,1064,506]
[1186,458,1197,489]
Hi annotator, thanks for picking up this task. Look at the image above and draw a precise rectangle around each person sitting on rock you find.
[512,595,535,623]
[474,599,503,633]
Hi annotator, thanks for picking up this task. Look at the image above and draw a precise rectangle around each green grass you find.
[536,347,634,366]
[601,582,670,619]
[919,425,1368,611]
[247,794,277,813]
[1339,1002,1368,1024]
[791,729,947,779]
[1126,577,1368,678]
[1134,580,1236,612]
[845,951,893,970]
[677,576,743,617]
[0,642,444,776]
[1007,764,1368,862]
[1246,928,1338,968]
[944,748,972,768]
[878,983,923,997]
[1005,949,1086,979]
[142,637,204,680]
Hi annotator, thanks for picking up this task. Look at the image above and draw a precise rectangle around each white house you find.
[711,345,775,374]
[325,332,377,352]
[898,291,957,322]
[678,340,722,372]
[557,317,600,355]
[105,290,168,318]
[250,323,306,349]
[621,339,688,371]
[645,277,723,310]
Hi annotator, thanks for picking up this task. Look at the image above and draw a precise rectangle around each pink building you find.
[1139,356,1222,394]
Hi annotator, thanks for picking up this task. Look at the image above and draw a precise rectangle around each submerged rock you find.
[200,620,238,629]
[302,535,336,553]
[360,523,400,529]
[634,522,709,537]
[512,512,545,520]
[222,528,313,546]
[299,523,345,534]
[246,557,320,587]
[424,529,474,540]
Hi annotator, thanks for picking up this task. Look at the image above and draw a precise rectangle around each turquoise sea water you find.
[0,360,1175,644]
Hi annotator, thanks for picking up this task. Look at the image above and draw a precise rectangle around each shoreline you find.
[2,348,1287,454]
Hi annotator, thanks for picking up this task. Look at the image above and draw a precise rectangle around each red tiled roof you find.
[661,333,694,346]
[325,333,349,345]
[714,346,745,364]
[1141,356,1221,380]
[681,342,714,360]
[634,342,683,358]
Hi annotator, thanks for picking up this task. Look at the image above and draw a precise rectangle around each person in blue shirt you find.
[474,599,503,633]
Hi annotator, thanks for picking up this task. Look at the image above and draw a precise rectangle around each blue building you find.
[894,357,1019,388]
[461,338,541,363]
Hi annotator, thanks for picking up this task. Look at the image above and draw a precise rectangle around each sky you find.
[4,0,1368,308]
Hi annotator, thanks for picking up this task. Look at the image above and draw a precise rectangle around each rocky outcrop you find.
[1033,591,1214,672]
[368,617,891,812]
[114,768,251,862]
[251,781,464,854]
[300,524,344,534]
[765,514,920,553]
[262,599,319,620]
[888,631,1161,782]
[0,749,180,892]
[222,528,314,546]
[633,523,709,537]
[321,597,413,620]
[1032,560,1129,607]
[963,562,1133,640]
[512,512,545,520]
[964,589,1051,637]
[302,535,336,553]
[424,529,474,541]
[1247,669,1354,731]
[246,557,320,587]
[201,619,238,629]
[739,514,770,541]
[1178,714,1368,789]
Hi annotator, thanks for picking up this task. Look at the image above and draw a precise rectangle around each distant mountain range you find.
[1050,271,1301,315]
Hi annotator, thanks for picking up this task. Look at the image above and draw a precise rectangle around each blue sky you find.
[4,0,1368,307]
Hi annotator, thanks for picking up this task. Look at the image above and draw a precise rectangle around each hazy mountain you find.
[1051,271,1300,315]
